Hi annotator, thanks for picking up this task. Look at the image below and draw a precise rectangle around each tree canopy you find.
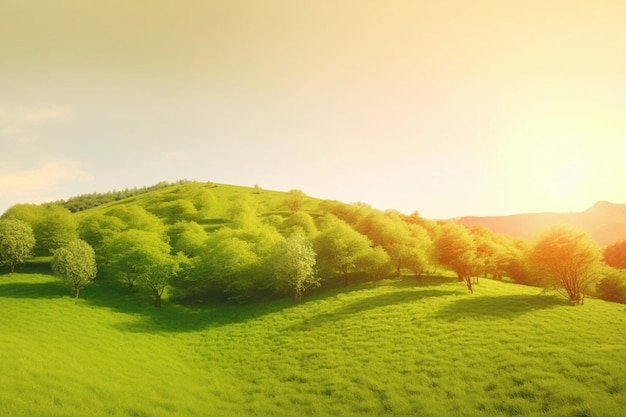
[52,239,97,298]
[433,223,481,293]
[274,232,319,303]
[528,226,603,304]
[0,218,36,272]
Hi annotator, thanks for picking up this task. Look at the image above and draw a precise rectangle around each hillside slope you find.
[454,201,626,246]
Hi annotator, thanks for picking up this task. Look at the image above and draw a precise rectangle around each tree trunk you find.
[464,276,473,294]
[154,294,161,307]
[75,286,80,298]
[10,262,15,273]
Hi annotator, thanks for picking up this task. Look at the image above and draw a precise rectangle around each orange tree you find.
[528,226,602,304]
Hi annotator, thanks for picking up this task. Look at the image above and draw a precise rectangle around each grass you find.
[1,271,625,417]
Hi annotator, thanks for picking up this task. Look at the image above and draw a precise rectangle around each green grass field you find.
[1,271,624,417]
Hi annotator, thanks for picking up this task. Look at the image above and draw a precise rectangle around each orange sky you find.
[1,0,626,218]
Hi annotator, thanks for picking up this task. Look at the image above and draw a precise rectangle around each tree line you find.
[1,184,626,306]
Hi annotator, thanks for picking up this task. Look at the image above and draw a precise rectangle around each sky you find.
[1,0,626,219]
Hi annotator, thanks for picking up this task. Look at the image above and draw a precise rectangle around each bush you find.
[596,269,626,304]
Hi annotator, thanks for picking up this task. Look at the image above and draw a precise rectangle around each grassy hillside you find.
[1,270,624,417]
[72,181,323,223]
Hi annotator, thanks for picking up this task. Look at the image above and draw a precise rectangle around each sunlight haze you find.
[1,0,625,218]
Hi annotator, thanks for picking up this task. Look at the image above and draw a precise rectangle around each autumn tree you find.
[0,219,36,272]
[52,239,97,298]
[433,223,481,293]
[274,232,319,303]
[603,240,626,269]
[528,226,603,304]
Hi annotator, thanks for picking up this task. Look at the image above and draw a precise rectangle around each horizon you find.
[2,1,626,219]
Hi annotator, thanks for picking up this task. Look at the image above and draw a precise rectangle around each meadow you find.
[1,269,624,417]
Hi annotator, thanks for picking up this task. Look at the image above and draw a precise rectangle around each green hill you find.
[70,181,323,224]
[1,270,624,417]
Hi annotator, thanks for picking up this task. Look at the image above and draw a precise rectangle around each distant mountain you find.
[453,201,626,246]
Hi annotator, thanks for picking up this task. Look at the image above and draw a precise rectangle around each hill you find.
[454,201,626,246]
[1,271,624,417]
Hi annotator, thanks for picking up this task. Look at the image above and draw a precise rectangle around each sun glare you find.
[549,162,586,208]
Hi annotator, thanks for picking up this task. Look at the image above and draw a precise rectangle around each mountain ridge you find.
[453,201,626,246]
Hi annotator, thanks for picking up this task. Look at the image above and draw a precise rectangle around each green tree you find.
[1,203,44,225]
[107,206,167,239]
[282,211,318,237]
[403,223,433,279]
[78,214,126,252]
[0,219,36,272]
[167,221,208,257]
[142,252,183,307]
[51,239,97,298]
[314,214,380,286]
[433,223,481,293]
[528,226,603,304]
[34,206,78,255]
[274,232,319,303]
[283,189,307,212]
[105,230,171,289]
[198,224,284,301]
[595,268,626,304]
[156,199,198,223]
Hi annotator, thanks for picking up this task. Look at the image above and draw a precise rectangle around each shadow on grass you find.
[0,280,68,299]
[92,274,463,333]
[434,294,567,321]
[81,278,292,333]
[290,288,460,331]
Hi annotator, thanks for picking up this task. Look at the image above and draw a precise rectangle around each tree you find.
[274,232,319,303]
[106,206,167,239]
[142,253,183,307]
[528,226,603,304]
[51,239,97,298]
[603,240,626,269]
[1,203,44,225]
[197,224,284,301]
[105,230,171,289]
[314,214,382,286]
[282,211,318,237]
[167,221,208,257]
[154,199,198,223]
[0,219,36,272]
[433,223,481,293]
[34,205,79,255]
[406,223,433,277]
[595,268,626,304]
[283,189,307,212]
[78,214,126,252]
